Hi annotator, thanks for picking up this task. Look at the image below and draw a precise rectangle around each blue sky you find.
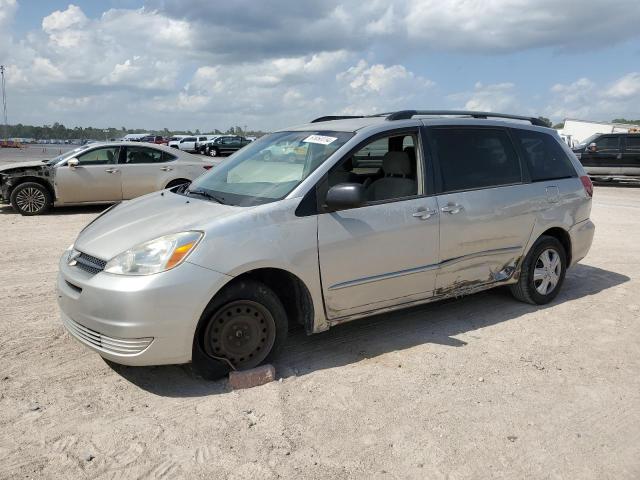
[1,0,639,131]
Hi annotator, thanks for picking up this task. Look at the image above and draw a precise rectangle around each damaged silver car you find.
[57,111,595,376]
[0,142,215,215]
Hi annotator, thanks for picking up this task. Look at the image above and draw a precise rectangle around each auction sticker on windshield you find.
[303,135,337,145]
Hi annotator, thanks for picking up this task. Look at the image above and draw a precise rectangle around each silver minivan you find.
[57,111,595,376]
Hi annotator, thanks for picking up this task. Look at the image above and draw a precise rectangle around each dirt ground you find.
[0,179,639,479]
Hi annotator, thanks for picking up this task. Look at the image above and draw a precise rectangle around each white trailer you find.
[558,119,636,145]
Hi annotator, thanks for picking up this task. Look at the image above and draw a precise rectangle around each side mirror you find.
[67,158,79,168]
[325,183,365,210]
[588,142,597,153]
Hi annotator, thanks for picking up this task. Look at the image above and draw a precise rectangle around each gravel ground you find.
[0,182,639,479]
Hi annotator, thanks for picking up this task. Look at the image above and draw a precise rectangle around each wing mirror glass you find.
[67,158,79,168]
[325,183,365,210]
[588,142,597,153]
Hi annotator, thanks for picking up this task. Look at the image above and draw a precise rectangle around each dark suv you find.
[572,132,640,178]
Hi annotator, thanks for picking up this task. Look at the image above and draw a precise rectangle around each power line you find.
[0,65,7,141]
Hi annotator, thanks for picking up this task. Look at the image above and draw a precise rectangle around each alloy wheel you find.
[15,187,46,214]
[533,248,562,295]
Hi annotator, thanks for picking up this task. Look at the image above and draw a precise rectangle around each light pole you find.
[0,65,8,141]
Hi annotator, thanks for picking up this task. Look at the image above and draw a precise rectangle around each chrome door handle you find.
[441,204,464,214]
[104,168,119,174]
[412,209,437,220]
[160,166,173,171]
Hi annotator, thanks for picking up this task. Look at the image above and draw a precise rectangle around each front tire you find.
[510,235,567,305]
[200,280,288,371]
[209,147,219,157]
[10,182,52,216]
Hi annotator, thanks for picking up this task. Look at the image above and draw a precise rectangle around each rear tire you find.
[510,235,567,305]
[10,182,52,216]
[199,280,288,371]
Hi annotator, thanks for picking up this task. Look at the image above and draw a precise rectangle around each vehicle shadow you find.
[0,204,109,216]
[109,263,629,397]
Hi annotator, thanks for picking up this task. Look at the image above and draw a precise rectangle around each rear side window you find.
[626,136,640,152]
[432,128,521,192]
[124,146,166,164]
[513,130,576,182]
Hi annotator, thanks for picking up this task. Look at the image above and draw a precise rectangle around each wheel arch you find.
[8,176,55,200]
[536,226,572,266]
[165,178,191,189]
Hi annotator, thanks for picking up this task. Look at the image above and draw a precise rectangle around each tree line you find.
[1,122,266,140]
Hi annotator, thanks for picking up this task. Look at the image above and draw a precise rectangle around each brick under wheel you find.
[510,235,567,305]
[10,182,52,216]
[200,280,288,371]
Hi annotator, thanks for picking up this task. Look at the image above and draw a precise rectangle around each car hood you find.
[74,190,244,260]
[0,160,49,173]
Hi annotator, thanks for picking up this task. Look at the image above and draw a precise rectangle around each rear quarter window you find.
[512,130,577,182]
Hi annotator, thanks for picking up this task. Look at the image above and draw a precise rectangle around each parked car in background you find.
[168,135,189,148]
[198,135,252,157]
[57,110,594,378]
[0,142,215,215]
[140,135,168,145]
[572,132,640,179]
[174,135,212,153]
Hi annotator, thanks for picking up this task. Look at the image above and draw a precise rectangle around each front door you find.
[429,127,535,292]
[318,130,440,319]
[582,135,622,174]
[55,146,123,203]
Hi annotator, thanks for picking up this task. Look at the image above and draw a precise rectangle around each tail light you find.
[203,165,213,170]
[580,175,593,197]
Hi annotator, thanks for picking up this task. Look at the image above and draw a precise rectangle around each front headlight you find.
[104,231,203,275]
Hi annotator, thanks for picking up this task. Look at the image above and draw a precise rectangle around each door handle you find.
[160,166,173,171]
[412,208,437,220]
[104,168,120,174]
[441,204,464,214]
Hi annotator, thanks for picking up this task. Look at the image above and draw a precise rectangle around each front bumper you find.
[568,218,595,266]
[57,251,232,366]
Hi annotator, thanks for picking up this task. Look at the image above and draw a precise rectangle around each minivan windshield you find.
[185,130,353,206]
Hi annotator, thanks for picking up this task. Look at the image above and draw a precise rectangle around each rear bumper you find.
[57,250,232,366]
[569,218,595,266]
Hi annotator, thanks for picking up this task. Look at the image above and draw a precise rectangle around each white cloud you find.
[42,4,87,32]
[546,73,640,120]
[605,73,640,100]
[448,82,521,113]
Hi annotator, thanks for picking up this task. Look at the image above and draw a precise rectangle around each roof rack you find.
[385,110,548,126]
[310,115,366,123]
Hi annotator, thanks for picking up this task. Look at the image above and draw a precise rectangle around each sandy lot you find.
[0,184,639,479]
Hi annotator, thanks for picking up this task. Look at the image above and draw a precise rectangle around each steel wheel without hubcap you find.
[533,248,561,295]
[16,187,46,214]
[204,300,276,370]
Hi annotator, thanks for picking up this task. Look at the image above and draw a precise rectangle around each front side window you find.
[75,147,119,165]
[513,130,576,181]
[594,136,620,152]
[183,137,196,142]
[432,128,521,192]
[328,132,419,202]
[123,146,166,164]
[186,131,353,206]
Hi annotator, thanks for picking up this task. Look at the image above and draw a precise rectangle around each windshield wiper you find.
[186,188,227,205]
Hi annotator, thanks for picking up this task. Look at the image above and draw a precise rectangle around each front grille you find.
[62,315,153,356]
[75,252,107,275]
